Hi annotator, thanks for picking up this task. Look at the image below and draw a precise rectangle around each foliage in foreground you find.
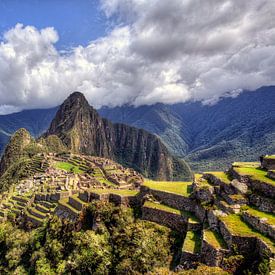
[0,202,174,274]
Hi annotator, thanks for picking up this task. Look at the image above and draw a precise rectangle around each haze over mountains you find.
[0,86,274,171]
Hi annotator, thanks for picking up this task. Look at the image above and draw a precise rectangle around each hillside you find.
[99,86,275,171]
[0,107,57,154]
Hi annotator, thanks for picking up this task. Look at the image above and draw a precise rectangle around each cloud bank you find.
[0,0,275,113]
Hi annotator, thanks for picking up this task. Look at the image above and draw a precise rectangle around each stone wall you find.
[201,238,229,266]
[109,194,138,207]
[218,219,257,256]
[140,186,196,211]
[242,211,275,241]
[249,179,275,199]
[141,205,188,232]
[54,204,79,222]
[249,194,275,213]
[35,191,70,202]
[69,197,85,211]
[261,158,275,170]
[193,182,214,203]
[203,173,234,195]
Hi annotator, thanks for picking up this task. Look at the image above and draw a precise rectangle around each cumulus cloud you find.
[0,0,275,112]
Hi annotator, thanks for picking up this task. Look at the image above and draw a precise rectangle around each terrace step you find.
[28,207,47,219]
[181,231,201,265]
[218,214,275,255]
[35,203,50,214]
[214,197,241,214]
[241,206,275,241]
[25,210,43,226]
[12,196,29,204]
[68,195,87,211]
[221,192,248,205]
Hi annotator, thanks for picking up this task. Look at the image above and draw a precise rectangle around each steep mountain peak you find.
[63,91,90,110]
[44,93,191,180]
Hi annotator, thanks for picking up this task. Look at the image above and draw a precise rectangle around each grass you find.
[143,180,192,197]
[205,172,231,184]
[194,174,212,187]
[219,214,275,253]
[143,201,181,215]
[89,189,139,196]
[204,229,227,249]
[244,206,275,225]
[264,155,275,159]
[232,162,260,168]
[234,167,275,185]
[54,161,84,174]
[182,231,201,253]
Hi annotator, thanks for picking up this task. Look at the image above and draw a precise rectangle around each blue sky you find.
[0,0,108,49]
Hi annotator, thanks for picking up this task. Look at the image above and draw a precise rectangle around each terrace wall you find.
[261,158,275,170]
[140,186,196,211]
[142,205,188,232]
[249,194,275,213]
[242,211,275,241]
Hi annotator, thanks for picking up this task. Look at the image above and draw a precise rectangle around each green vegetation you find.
[219,214,275,253]
[182,231,201,253]
[232,162,260,168]
[143,180,192,196]
[264,155,275,159]
[53,161,84,174]
[89,188,139,196]
[234,167,275,185]
[144,201,181,215]
[204,229,227,249]
[206,172,231,184]
[244,206,275,225]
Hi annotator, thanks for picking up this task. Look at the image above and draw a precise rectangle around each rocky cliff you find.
[45,92,191,180]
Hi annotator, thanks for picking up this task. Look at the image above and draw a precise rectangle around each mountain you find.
[99,86,275,171]
[0,87,274,172]
[0,107,57,154]
[0,128,32,175]
[44,92,191,180]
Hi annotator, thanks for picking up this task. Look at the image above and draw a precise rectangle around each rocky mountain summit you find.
[44,92,191,180]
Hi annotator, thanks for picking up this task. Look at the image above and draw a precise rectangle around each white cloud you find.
[0,0,275,113]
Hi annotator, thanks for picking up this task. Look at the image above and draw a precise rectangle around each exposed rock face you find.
[0,128,32,175]
[45,92,191,180]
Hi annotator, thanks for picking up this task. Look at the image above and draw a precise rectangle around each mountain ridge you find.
[44,92,191,180]
[0,86,274,171]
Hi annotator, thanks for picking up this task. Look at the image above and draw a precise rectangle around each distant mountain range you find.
[99,86,275,171]
[0,86,274,171]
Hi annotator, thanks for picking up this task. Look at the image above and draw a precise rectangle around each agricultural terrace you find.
[143,180,192,197]
[53,161,85,174]
[234,167,275,185]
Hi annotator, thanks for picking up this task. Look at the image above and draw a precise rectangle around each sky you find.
[0,0,275,114]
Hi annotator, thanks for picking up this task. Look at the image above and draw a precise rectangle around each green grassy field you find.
[205,172,231,184]
[244,206,275,225]
[232,162,260,168]
[54,161,84,174]
[143,201,181,215]
[204,229,227,249]
[219,214,275,253]
[143,180,192,196]
[89,189,139,196]
[182,231,201,253]
[234,167,275,185]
